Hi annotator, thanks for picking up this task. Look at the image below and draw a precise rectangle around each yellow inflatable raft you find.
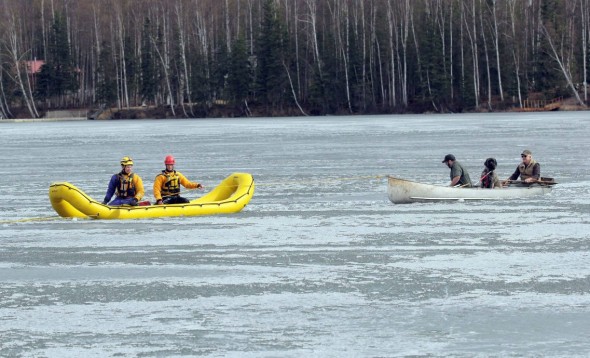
[49,173,255,220]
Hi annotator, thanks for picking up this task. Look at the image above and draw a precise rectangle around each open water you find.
[1,112,589,357]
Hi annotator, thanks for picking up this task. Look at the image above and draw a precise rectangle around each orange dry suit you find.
[153,170,200,201]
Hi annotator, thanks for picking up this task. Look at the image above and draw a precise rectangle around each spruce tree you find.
[227,37,252,105]
[140,18,156,104]
[36,12,79,105]
[255,0,288,110]
[96,41,117,106]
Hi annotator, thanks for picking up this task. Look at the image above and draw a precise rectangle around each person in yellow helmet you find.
[102,156,145,206]
[154,155,203,205]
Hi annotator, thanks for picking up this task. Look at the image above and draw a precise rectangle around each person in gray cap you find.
[505,149,540,184]
[442,154,472,187]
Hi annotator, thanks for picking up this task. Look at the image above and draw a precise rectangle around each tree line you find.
[0,0,588,119]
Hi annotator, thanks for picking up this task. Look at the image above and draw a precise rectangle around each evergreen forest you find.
[0,0,589,119]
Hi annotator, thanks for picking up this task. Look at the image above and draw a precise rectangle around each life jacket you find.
[159,170,181,197]
[481,169,493,188]
[116,172,136,198]
[518,159,537,180]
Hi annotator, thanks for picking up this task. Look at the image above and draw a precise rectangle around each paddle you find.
[471,170,494,188]
[457,175,482,188]
[160,185,204,198]
[457,169,497,188]
[156,184,205,204]
[503,177,557,186]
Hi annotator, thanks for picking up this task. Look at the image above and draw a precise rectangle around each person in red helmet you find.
[102,156,145,206]
[153,155,203,205]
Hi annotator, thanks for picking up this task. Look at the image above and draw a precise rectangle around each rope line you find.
[0,215,64,225]
[255,174,385,186]
[9,175,381,223]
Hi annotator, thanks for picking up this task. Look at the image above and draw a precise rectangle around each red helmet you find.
[164,155,175,165]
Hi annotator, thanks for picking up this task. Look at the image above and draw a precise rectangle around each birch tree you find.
[150,16,175,115]
[507,0,524,107]
[175,1,193,116]
[489,0,504,101]
[479,0,493,110]
[0,64,14,119]
[581,0,589,103]
[4,11,39,117]
[541,19,584,105]
[462,0,480,108]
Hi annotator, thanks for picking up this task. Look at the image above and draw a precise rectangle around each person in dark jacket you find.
[442,154,472,187]
[102,156,145,206]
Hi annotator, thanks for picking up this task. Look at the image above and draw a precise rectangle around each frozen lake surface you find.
[1,112,589,357]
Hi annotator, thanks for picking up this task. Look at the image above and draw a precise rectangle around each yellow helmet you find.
[120,156,134,166]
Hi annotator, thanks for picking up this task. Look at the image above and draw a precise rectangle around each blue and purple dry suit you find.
[103,172,145,206]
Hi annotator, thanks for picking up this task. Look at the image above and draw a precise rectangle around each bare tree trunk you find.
[6,14,39,118]
[582,0,589,103]
[225,0,231,53]
[0,69,13,118]
[110,19,123,110]
[248,0,254,55]
[462,0,479,108]
[508,0,523,108]
[175,2,194,116]
[64,2,72,108]
[283,62,307,116]
[386,1,396,107]
[89,5,100,105]
[541,24,584,106]
[410,4,422,101]
[479,0,492,110]
[372,3,385,109]
[306,0,322,80]
[471,0,479,108]
[450,0,454,100]
[93,5,101,54]
[491,0,504,101]
[194,6,209,66]
[236,0,240,35]
[369,2,382,109]
[164,11,175,113]
[336,0,352,113]
[360,2,367,108]
[460,2,465,83]
[402,0,410,106]
[435,1,447,84]
[344,3,352,113]
[41,0,48,61]
[294,2,302,99]
[151,34,175,116]
[116,7,130,109]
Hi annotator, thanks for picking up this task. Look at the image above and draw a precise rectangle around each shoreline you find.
[1,104,588,123]
[0,117,86,123]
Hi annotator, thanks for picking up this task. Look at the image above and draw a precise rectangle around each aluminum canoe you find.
[387,176,553,204]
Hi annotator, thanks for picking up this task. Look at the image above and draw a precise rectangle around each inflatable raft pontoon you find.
[49,173,255,219]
